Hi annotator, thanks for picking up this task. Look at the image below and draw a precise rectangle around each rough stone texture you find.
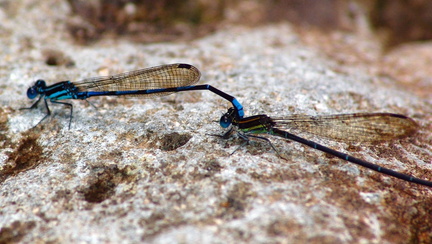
[0,1,431,243]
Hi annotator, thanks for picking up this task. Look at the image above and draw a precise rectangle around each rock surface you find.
[0,1,431,243]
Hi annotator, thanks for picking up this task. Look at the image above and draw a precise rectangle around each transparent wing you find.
[272,113,418,142]
[74,63,200,97]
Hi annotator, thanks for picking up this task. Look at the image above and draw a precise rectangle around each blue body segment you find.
[23,63,244,128]
[27,80,78,100]
[231,99,244,118]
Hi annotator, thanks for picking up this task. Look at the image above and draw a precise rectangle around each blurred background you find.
[65,0,432,48]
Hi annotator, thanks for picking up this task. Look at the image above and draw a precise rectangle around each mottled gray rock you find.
[1,1,431,243]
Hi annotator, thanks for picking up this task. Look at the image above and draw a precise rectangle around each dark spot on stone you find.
[202,159,222,177]
[0,133,43,184]
[218,182,255,219]
[0,221,36,243]
[43,49,75,67]
[159,132,192,151]
[80,165,135,203]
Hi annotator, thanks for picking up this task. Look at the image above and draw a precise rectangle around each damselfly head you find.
[219,107,237,128]
[27,80,46,99]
